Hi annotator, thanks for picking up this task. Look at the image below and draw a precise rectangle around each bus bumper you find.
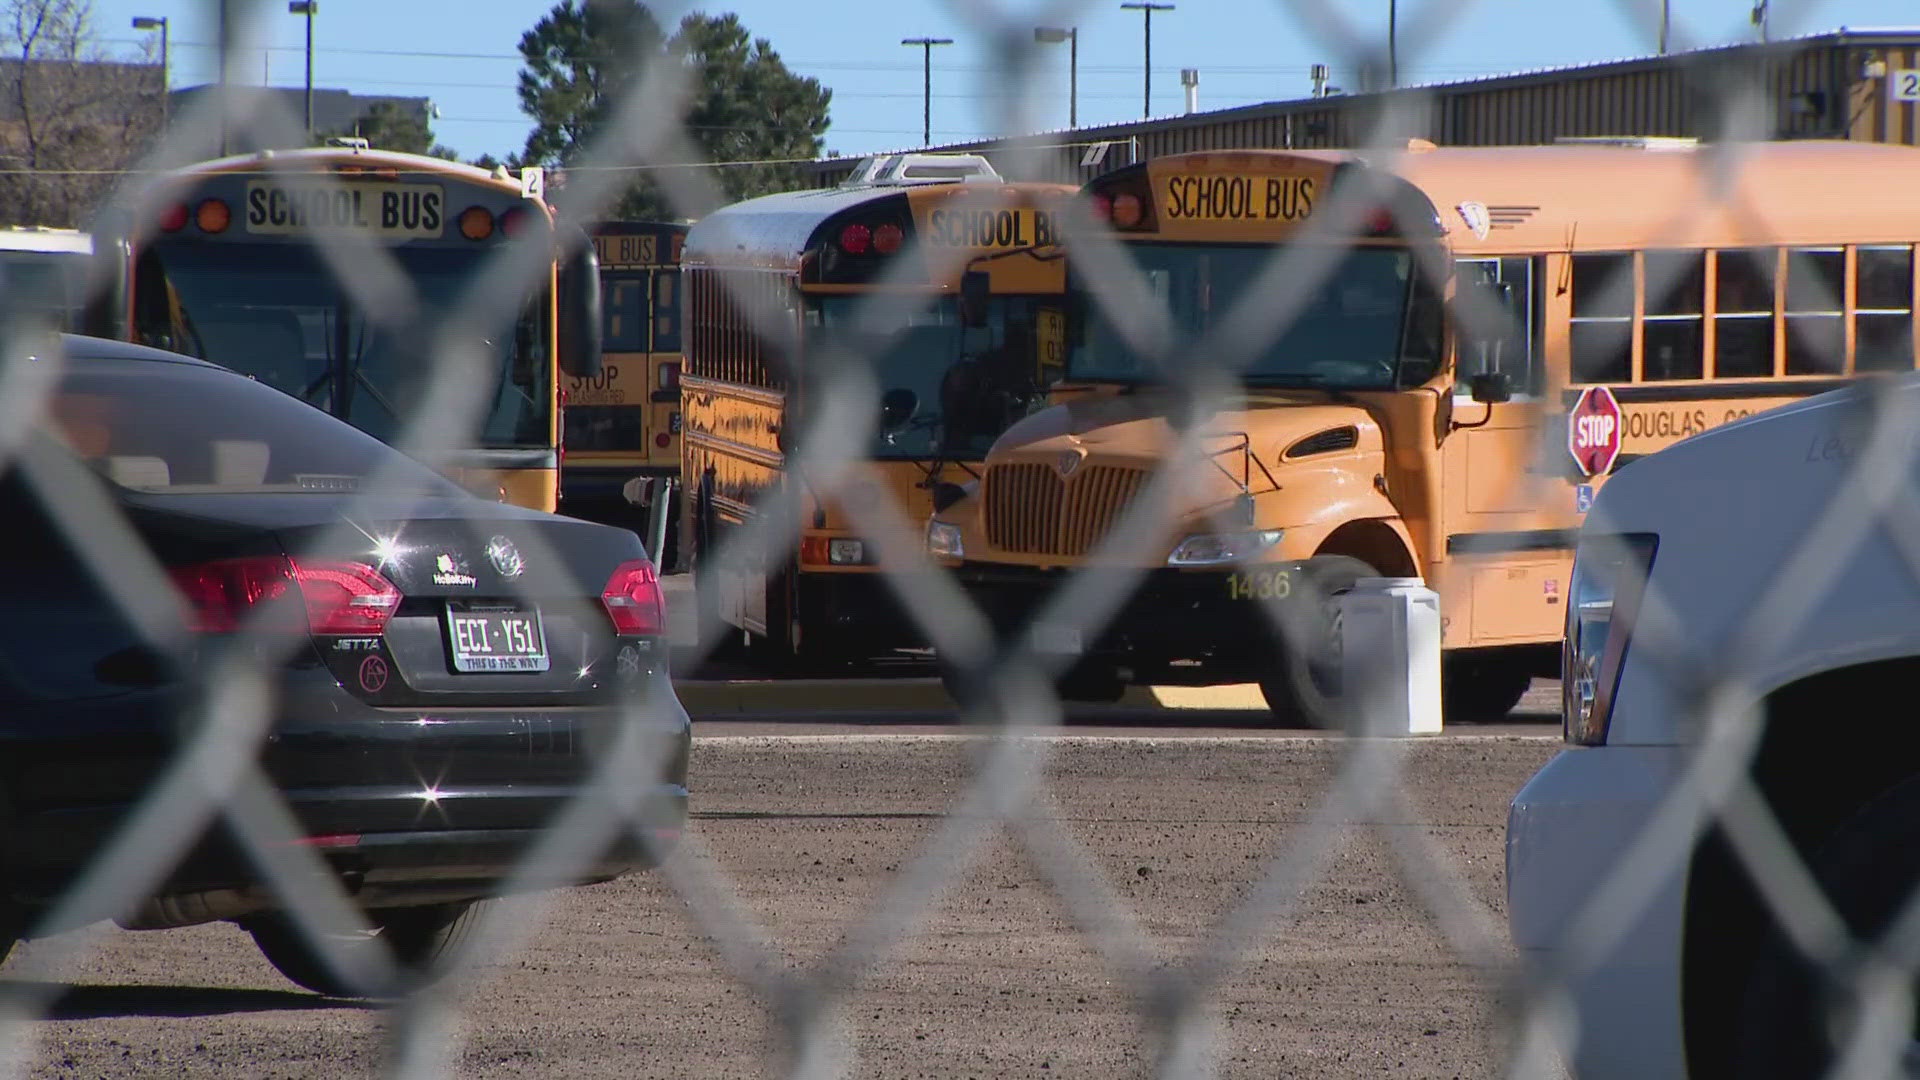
[796,570,927,653]
[948,562,1310,681]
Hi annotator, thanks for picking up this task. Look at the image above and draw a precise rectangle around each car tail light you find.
[601,559,666,636]
[296,560,402,635]
[169,555,400,636]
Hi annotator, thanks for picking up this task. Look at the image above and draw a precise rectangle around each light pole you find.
[1388,0,1397,87]
[901,36,952,147]
[1658,0,1670,53]
[1034,26,1077,128]
[289,1,317,140]
[1119,3,1173,120]
[131,16,168,125]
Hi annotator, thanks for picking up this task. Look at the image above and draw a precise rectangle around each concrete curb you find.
[670,677,1268,715]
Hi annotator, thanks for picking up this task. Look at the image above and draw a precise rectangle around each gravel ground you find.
[7,734,1560,1078]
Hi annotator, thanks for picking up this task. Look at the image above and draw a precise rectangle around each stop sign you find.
[1567,385,1623,477]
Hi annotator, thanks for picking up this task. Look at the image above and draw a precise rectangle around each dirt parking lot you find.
[8,734,1559,1078]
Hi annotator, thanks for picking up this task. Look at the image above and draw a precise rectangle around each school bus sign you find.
[1568,385,1623,477]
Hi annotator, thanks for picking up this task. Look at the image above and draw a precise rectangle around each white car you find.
[1507,377,1920,1079]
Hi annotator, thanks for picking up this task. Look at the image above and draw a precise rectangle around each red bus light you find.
[872,223,903,254]
[158,203,190,233]
[1111,193,1143,228]
[1089,194,1113,222]
[839,223,872,255]
[500,207,530,238]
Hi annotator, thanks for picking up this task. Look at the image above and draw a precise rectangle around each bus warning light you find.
[655,433,671,448]
[459,206,495,241]
[873,222,903,254]
[195,199,231,234]
[1089,194,1113,222]
[839,223,872,255]
[158,203,189,233]
[1112,193,1143,228]
[499,207,531,238]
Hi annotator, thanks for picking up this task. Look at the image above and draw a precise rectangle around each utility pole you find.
[1659,0,1670,53]
[217,0,232,154]
[131,16,168,125]
[1120,3,1173,120]
[1388,0,1397,87]
[901,36,952,147]
[1034,26,1077,128]
[289,1,318,140]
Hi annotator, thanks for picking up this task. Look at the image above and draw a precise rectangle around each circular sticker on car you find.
[358,654,390,694]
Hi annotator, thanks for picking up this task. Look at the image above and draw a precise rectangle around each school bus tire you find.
[1256,555,1375,730]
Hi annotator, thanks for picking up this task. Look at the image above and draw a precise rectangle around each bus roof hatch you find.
[839,152,1003,187]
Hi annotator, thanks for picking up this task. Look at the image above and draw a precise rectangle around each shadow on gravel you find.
[1,981,362,1019]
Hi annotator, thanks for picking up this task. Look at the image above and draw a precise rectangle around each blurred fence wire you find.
[0,0,1913,1076]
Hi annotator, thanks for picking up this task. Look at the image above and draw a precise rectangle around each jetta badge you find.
[486,536,525,578]
[1057,450,1085,478]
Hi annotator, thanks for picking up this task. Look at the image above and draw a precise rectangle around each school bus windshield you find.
[136,241,550,450]
[805,292,1055,460]
[1068,244,1440,390]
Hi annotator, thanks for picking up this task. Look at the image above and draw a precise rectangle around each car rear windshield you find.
[45,357,463,495]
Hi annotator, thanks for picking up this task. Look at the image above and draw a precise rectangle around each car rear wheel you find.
[1735,773,1920,1078]
[1257,556,1374,729]
[247,901,485,998]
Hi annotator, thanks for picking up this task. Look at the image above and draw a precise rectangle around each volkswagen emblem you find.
[1056,450,1085,478]
[486,535,525,577]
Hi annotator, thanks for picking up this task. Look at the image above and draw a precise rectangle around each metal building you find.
[804,27,1920,188]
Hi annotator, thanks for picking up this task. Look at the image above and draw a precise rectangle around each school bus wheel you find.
[1256,555,1375,730]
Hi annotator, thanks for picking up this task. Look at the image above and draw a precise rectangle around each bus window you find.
[1453,257,1535,393]
[654,270,681,353]
[1712,248,1777,378]
[1785,247,1845,375]
[1570,253,1632,384]
[1855,245,1914,373]
[603,274,647,352]
[1642,251,1703,381]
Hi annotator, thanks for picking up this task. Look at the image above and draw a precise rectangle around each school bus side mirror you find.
[959,270,990,328]
[1469,370,1513,404]
[557,229,602,379]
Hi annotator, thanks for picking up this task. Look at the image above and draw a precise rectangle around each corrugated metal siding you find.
[799,35,1920,189]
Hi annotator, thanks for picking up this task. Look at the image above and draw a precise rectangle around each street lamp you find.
[131,16,168,125]
[1119,3,1173,120]
[289,1,318,140]
[901,36,952,147]
[1034,26,1077,129]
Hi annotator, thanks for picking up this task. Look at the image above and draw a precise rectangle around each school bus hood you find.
[992,390,1378,471]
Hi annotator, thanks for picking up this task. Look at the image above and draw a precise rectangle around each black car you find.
[0,335,688,996]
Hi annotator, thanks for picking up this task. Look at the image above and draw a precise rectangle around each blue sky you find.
[87,0,1920,163]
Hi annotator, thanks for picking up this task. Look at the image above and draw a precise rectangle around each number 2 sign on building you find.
[1567,385,1623,478]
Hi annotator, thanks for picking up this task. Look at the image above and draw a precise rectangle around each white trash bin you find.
[1339,577,1442,735]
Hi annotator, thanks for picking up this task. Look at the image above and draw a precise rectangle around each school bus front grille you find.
[984,463,1148,558]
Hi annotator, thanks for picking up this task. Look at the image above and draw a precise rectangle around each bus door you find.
[1443,255,1572,645]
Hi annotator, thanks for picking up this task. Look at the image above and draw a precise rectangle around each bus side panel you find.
[681,375,786,636]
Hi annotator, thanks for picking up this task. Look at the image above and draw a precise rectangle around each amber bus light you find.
[196,200,231,234]
[459,206,495,241]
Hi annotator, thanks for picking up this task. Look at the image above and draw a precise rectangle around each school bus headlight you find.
[1166,530,1284,567]
[926,521,964,559]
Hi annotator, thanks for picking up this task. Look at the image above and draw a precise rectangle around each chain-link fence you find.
[4,0,1920,1076]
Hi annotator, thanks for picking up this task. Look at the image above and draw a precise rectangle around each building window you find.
[1785,247,1845,375]
[1854,245,1914,374]
[1642,251,1703,381]
[1569,253,1632,384]
[1711,247,1776,379]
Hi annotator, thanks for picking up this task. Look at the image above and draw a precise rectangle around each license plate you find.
[1031,621,1082,655]
[447,607,550,673]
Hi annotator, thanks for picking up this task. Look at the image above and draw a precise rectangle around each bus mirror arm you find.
[1451,367,1512,432]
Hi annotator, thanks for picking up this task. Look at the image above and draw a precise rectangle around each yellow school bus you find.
[681,153,1078,667]
[928,138,1920,724]
[561,222,688,544]
[83,147,601,511]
